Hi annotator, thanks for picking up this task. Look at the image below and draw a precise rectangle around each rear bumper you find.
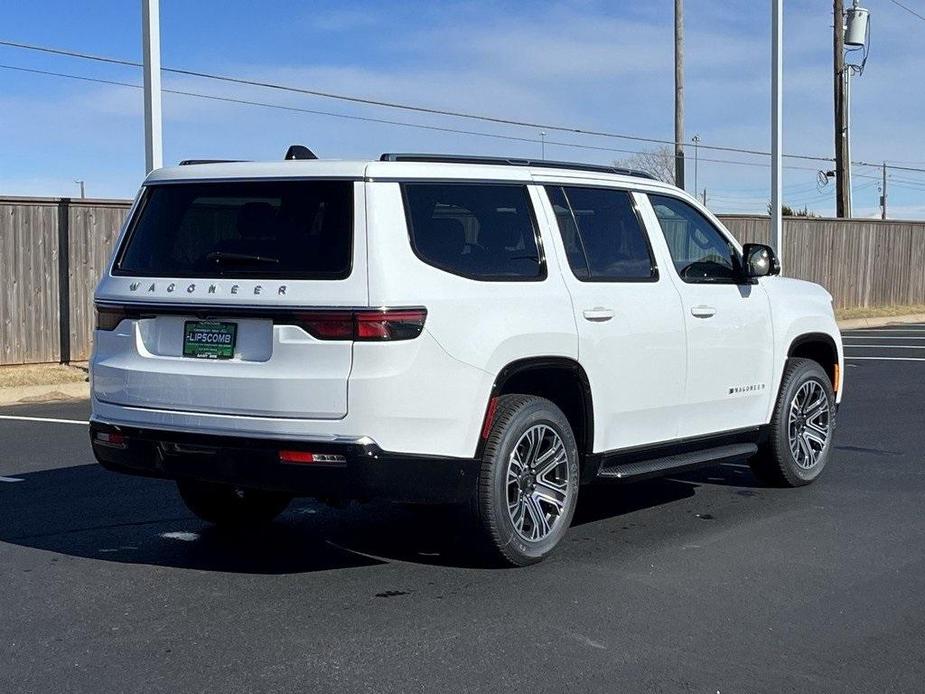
[89,421,480,504]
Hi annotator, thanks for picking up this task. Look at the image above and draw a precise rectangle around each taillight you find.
[292,311,355,340]
[96,306,129,331]
[292,308,426,341]
[355,309,427,341]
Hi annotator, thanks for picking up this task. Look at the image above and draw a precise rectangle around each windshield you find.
[115,180,354,279]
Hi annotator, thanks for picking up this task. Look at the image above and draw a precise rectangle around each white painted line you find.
[844,344,925,349]
[842,336,925,340]
[845,356,925,362]
[0,476,24,483]
[0,415,89,425]
[843,329,925,334]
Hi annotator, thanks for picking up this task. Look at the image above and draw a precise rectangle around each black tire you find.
[176,479,292,527]
[474,395,580,567]
[750,358,836,487]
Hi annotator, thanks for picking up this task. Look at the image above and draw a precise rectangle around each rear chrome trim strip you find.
[90,414,376,447]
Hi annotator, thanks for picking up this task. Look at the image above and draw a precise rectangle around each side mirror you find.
[742,243,781,278]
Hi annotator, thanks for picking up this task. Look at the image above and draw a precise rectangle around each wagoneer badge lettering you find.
[129,282,288,296]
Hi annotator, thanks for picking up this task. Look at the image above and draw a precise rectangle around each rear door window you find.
[115,180,354,279]
[545,186,657,281]
[402,183,545,281]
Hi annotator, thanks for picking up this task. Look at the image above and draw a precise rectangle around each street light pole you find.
[674,0,685,189]
[691,135,701,196]
[142,0,163,173]
[771,0,783,264]
[74,180,85,199]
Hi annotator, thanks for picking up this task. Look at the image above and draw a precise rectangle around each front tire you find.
[176,479,292,527]
[750,358,836,487]
[475,395,580,566]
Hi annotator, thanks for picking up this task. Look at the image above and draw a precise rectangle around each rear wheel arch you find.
[787,333,839,389]
[479,357,594,461]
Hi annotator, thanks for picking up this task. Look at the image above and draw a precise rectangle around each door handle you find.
[690,305,717,318]
[583,308,615,322]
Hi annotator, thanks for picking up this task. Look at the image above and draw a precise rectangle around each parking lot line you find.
[843,329,925,334]
[0,415,89,425]
[843,344,925,349]
[845,356,925,362]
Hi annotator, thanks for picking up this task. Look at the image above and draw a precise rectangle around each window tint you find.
[649,195,740,283]
[403,183,543,280]
[116,181,353,279]
[546,186,656,281]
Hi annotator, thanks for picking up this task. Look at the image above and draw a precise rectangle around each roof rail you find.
[379,153,657,180]
[178,159,245,166]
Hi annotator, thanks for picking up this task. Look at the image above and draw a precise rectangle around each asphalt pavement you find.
[1,325,924,693]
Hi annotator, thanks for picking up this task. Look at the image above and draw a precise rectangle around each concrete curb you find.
[837,313,925,330]
[0,382,90,407]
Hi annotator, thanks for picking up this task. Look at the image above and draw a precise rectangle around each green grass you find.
[835,305,925,321]
[0,364,88,388]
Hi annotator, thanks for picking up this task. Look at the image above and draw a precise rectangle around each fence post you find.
[57,197,71,364]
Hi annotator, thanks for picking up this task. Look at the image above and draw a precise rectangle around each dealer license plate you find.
[183,321,237,360]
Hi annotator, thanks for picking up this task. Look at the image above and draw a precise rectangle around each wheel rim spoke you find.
[533,482,566,511]
[524,494,549,540]
[533,438,565,476]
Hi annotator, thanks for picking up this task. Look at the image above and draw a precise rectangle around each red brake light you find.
[279,450,346,465]
[291,308,426,341]
[292,311,354,340]
[355,309,427,341]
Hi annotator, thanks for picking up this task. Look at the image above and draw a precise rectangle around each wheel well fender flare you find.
[785,332,840,388]
[479,357,595,457]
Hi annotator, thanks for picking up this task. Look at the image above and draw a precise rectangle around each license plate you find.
[183,321,237,359]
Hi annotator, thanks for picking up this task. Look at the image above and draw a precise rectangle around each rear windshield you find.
[115,180,354,279]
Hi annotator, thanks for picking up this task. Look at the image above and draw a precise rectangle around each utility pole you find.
[834,0,850,217]
[142,0,163,173]
[771,0,783,263]
[702,188,707,207]
[674,0,685,190]
[881,162,887,220]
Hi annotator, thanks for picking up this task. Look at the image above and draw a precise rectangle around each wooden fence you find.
[0,196,130,365]
[720,215,925,310]
[1,196,924,365]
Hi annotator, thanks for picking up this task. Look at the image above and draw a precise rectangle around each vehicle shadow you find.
[0,461,763,573]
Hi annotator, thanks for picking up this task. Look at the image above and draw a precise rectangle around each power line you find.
[0,36,839,164]
[0,62,824,174]
[3,36,923,174]
[886,0,925,22]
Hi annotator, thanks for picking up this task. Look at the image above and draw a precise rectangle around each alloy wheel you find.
[788,379,831,469]
[506,424,572,542]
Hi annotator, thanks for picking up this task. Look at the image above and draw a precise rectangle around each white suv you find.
[90,151,843,565]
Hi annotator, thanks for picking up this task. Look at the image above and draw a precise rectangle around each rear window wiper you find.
[206,251,280,265]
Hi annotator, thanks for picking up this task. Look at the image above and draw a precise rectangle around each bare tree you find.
[615,146,676,184]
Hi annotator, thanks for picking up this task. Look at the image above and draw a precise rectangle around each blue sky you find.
[1,0,923,217]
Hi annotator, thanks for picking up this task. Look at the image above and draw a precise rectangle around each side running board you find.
[597,443,758,482]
